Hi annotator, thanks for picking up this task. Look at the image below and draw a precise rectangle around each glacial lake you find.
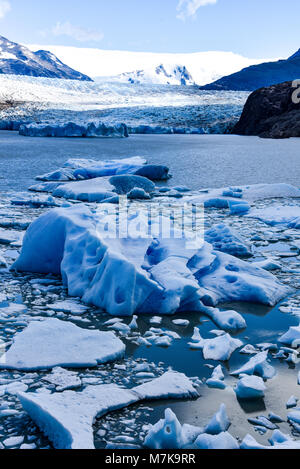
[0,131,300,192]
[0,129,300,449]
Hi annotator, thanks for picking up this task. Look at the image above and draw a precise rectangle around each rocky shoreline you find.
[233,81,300,138]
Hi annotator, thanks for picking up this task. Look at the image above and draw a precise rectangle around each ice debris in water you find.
[205,223,252,258]
[19,121,129,139]
[0,318,125,370]
[17,371,199,449]
[279,324,300,347]
[144,404,236,449]
[231,351,276,380]
[12,205,291,316]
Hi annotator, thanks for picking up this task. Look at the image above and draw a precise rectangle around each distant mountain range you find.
[112,64,195,86]
[200,50,300,91]
[0,35,92,81]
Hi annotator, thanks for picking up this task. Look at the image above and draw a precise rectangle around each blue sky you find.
[0,0,299,58]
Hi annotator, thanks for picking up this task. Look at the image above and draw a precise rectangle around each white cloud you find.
[52,21,104,43]
[0,0,11,19]
[177,0,217,20]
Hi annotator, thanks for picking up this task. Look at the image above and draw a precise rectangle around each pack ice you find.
[17,372,199,449]
[12,205,291,316]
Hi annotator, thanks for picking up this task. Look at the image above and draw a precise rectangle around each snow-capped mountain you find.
[27,44,274,86]
[0,35,92,81]
[114,64,195,86]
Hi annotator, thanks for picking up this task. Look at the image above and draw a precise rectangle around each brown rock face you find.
[232,81,300,138]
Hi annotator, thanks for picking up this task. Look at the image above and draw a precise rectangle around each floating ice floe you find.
[0,318,125,370]
[235,375,266,400]
[35,157,170,182]
[12,205,291,316]
[247,205,300,229]
[205,224,252,258]
[17,371,199,449]
[19,121,129,138]
[144,404,236,449]
[231,351,276,380]
[52,174,155,202]
[241,431,300,449]
[251,259,282,271]
[189,332,243,361]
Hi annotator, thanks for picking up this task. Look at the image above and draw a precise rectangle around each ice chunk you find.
[206,365,226,389]
[191,332,242,361]
[286,396,298,409]
[241,431,300,449]
[18,372,198,449]
[202,306,246,332]
[235,375,266,400]
[52,174,155,202]
[194,432,239,449]
[231,351,276,380]
[204,404,231,435]
[144,408,201,449]
[36,157,169,182]
[0,318,125,370]
[43,367,81,392]
[279,325,300,347]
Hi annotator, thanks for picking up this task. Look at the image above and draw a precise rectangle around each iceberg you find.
[12,205,291,316]
[35,156,170,182]
[231,351,276,380]
[17,372,199,449]
[0,318,125,370]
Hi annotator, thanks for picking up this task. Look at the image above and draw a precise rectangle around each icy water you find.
[0,131,300,449]
[0,131,300,192]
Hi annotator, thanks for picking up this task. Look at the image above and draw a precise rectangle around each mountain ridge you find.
[0,35,92,81]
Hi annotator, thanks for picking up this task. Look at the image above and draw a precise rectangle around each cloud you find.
[0,0,11,19]
[52,21,104,43]
[177,0,217,20]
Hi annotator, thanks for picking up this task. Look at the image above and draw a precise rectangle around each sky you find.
[0,0,299,59]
